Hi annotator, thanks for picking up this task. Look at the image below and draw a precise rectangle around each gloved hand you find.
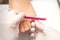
[4,10,24,40]
[32,21,60,40]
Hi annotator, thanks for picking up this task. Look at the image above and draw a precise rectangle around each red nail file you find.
[24,16,46,20]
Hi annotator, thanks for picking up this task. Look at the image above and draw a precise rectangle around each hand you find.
[34,21,60,40]
[4,10,24,40]
[9,0,36,33]
[19,19,31,32]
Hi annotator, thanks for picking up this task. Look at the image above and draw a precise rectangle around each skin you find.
[9,0,36,32]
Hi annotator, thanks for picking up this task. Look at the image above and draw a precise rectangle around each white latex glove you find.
[4,10,24,40]
[34,21,60,40]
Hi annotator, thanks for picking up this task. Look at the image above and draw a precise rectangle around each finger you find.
[24,20,31,31]
[19,22,25,32]
[31,21,42,33]
[15,12,25,23]
[35,21,44,29]
[35,20,50,31]
[34,21,45,32]
[31,22,36,32]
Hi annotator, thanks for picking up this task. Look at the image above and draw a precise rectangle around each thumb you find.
[15,12,25,23]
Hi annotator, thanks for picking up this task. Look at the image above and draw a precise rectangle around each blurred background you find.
[0,0,8,4]
[0,0,60,8]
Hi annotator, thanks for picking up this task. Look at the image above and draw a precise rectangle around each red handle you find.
[24,16,46,20]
